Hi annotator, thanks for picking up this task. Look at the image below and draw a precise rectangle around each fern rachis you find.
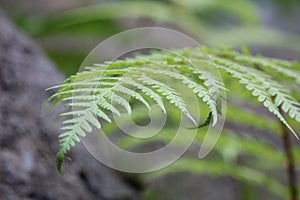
[45,47,300,175]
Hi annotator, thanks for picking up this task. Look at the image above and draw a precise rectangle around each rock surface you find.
[0,9,139,200]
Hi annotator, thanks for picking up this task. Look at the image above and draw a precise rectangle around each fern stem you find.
[280,109,298,200]
[254,60,298,199]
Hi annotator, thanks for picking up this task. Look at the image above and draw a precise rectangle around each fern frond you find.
[44,47,300,174]
[120,77,166,113]
[104,91,132,114]
[233,54,300,84]
[114,85,151,110]
[213,55,300,123]
[136,68,219,125]
[136,75,197,125]
[210,56,299,138]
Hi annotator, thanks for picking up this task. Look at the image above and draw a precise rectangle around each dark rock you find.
[0,9,139,200]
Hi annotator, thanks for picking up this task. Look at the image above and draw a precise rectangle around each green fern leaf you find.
[44,47,300,174]
[137,75,197,125]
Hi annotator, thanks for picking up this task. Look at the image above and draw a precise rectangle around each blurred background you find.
[1,0,300,75]
[0,0,300,200]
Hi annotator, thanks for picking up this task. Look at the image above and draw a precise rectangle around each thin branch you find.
[280,108,298,200]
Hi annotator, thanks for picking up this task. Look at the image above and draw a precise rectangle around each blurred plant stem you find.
[280,108,298,200]
[254,61,298,200]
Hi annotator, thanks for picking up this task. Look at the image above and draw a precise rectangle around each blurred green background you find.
[1,0,300,199]
[1,0,300,76]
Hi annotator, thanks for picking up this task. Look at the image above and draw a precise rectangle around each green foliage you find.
[45,47,300,180]
[13,0,300,78]
[18,0,258,37]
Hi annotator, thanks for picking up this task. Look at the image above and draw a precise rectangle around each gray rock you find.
[0,9,140,200]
